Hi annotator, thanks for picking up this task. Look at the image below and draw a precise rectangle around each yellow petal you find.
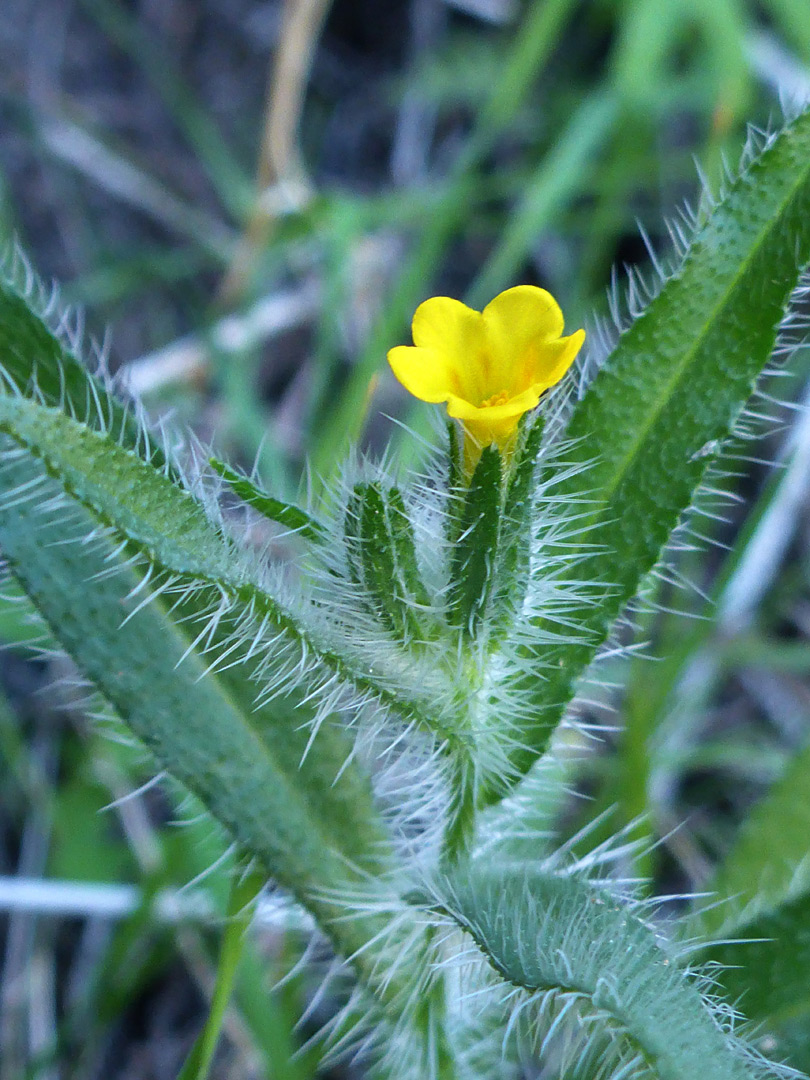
[462,413,522,459]
[411,296,488,401]
[387,345,455,403]
[482,286,566,393]
[445,386,540,422]
[526,329,586,394]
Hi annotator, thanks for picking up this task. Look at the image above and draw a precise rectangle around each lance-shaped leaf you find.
[210,456,324,542]
[0,393,447,736]
[386,486,431,612]
[0,445,400,987]
[0,270,168,469]
[438,864,763,1080]
[499,107,810,786]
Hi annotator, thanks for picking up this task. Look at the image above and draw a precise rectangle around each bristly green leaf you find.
[0,395,235,581]
[0,394,446,736]
[0,272,168,470]
[447,445,502,635]
[438,865,759,1080]
[500,107,810,786]
[209,457,324,542]
[0,447,397,970]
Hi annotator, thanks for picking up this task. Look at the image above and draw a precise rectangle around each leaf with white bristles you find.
[493,105,810,790]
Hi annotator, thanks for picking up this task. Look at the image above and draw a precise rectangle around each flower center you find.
[480,390,510,409]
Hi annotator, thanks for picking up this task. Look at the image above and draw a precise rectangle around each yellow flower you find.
[388,286,585,468]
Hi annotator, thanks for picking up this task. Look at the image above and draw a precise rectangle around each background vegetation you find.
[2,1,810,1076]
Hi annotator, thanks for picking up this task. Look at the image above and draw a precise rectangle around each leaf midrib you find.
[0,445,404,995]
[581,130,810,520]
[0,396,459,743]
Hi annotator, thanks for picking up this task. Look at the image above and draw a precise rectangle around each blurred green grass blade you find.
[308,187,461,479]
[471,0,712,311]
[310,0,581,475]
[601,378,810,867]
[49,774,135,884]
[691,731,810,940]
[212,342,295,499]
[0,682,46,814]
[766,0,810,60]
[694,0,751,118]
[234,944,317,1080]
[177,870,263,1080]
[701,893,810,1072]
[467,92,618,310]
[79,0,252,219]
[66,246,211,307]
[440,865,758,1080]
[77,746,313,1079]
[499,106,810,787]
[608,0,687,108]
[467,0,581,152]
[0,448,401,983]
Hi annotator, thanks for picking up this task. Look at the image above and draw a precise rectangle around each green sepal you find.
[360,482,405,635]
[503,414,545,540]
[386,486,431,610]
[444,420,463,546]
[209,457,324,542]
[346,482,430,641]
[342,482,366,585]
[447,445,503,636]
[491,414,545,628]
